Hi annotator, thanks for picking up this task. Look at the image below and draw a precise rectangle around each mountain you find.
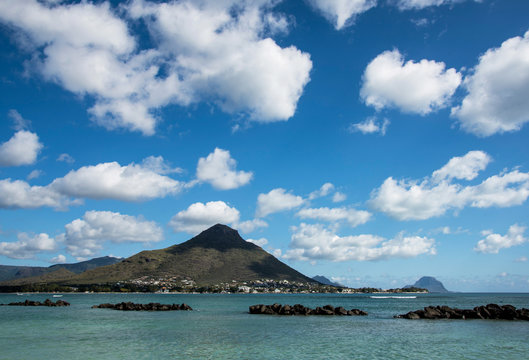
[11,224,315,287]
[312,275,343,287]
[49,256,123,274]
[405,276,449,293]
[0,256,122,283]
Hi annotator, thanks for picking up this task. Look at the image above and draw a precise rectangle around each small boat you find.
[16,293,24,296]
[52,295,63,298]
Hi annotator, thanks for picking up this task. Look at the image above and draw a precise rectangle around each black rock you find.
[4,298,70,307]
[92,302,192,311]
[395,304,529,321]
[249,304,368,316]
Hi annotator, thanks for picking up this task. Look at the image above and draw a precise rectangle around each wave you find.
[369,296,417,299]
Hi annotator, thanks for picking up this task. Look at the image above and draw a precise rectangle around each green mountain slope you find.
[0,256,122,283]
[67,224,314,286]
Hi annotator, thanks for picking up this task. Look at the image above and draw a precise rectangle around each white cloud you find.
[196,148,253,190]
[63,210,163,258]
[0,0,312,134]
[27,169,43,180]
[284,223,435,261]
[308,182,335,200]
[361,49,461,114]
[51,254,67,264]
[332,192,347,203]
[349,117,389,135]
[256,188,304,217]
[141,156,182,175]
[515,256,528,262]
[0,233,56,259]
[369,151,529,220]
[308,0,376,30]
[452,30,529,136]
[50,160,182,201]
[0,131,43,167]
[247,238,268,247]
[474,224,527,254]
[296,207,372,227]
[1,158,182,209]
[235,219,268,234]
[57,153,75,164]
[8,109,30,131]
[432,150,491,182]
[169,201,241,235]
[396,0,478,11]
[129,0,312,124]
[0,179,72,210]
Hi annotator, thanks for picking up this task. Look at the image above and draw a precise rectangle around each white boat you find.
[52,295,63,298]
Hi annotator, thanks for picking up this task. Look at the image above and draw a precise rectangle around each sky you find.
[0,0,528,292]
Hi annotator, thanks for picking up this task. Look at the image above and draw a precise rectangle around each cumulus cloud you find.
[307,0,376,30]
[308,183,335,200]
[0,0,312,134]
[1,158,183,209]
[246,238,269,247]
[452,30,529,136]
[361,49,461,114]
[0,233,56,259]
[396,0,478,11]
[284,223,435,261]
[235,219,268,234]
[432,150,491,182]
[349,117,389,135]
[0,131,43,167]
[196,148,253,190]
[0,179,73,210]
[57,153,75,164]
[296,207,372,227]
[332,192,347,203]
[8,109,31,131]
[50,160,182,201]
[169,201,241,235]
[63,210,163,258]
[474,224,527,254]
[370,151,529,220]
[256,188,304,217]
[27,170,43,180]
[141,156,182,175]
[50,254,67,264]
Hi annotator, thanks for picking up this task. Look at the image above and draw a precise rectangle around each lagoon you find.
[1,293,528,359]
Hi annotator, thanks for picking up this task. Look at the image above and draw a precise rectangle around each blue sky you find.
[0,0,528,291]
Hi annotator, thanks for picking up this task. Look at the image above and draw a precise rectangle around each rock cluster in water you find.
[92,302,192,311]
[249,303,367,316]
[3,299,70,307]
[395,304,529,320]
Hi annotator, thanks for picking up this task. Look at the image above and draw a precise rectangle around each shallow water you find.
[1,293,528,359]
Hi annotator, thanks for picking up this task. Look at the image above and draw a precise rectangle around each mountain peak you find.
[178,224,255,252]
[406,276,449,293]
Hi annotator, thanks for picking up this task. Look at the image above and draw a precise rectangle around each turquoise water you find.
[1,293,528,359]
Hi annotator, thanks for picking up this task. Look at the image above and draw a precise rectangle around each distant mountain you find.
[5,224,316,287]
[0,256,122,283]
[312,275,343,287]
[49,256,123,274]
[405,276,449,293]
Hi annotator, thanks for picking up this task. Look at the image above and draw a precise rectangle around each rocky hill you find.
[3,224,315,288]
[0,256,122,282]
[405,276,449,293]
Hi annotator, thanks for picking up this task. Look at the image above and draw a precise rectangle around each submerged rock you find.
[3,299,70,307]
[249,303,367,316]
[91,302,192,311]
[395,304,529,321]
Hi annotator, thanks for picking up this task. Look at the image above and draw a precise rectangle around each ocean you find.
[1,293,528,359]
